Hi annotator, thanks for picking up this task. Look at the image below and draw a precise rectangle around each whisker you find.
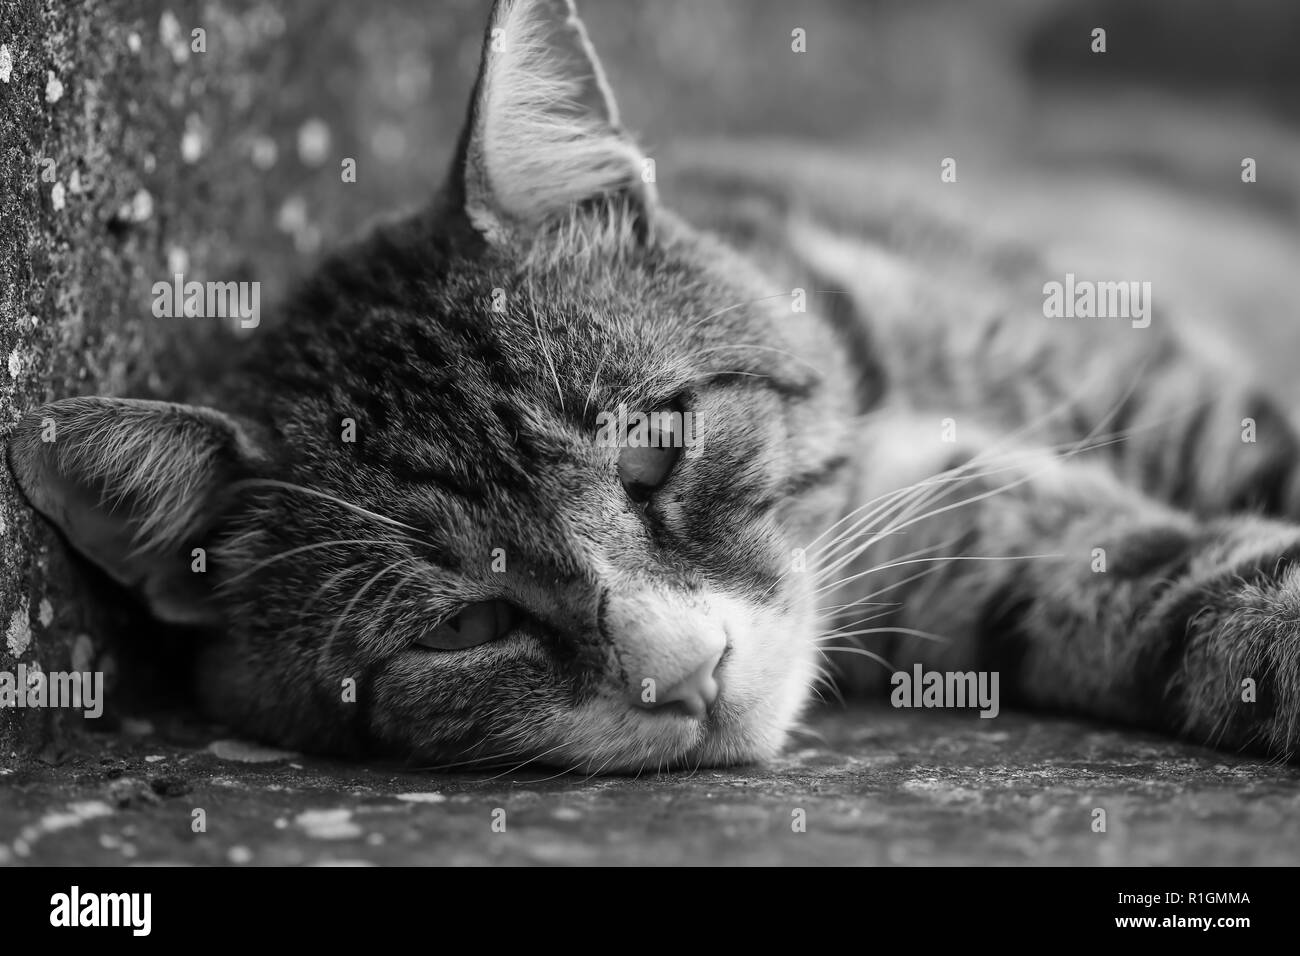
[231,479,425,534]
[685,291,793,329]
[812,544,964,597]
[811,663,846,707]
[299,562,368,624]
[323,556,421,655]
[373,562,424,626]
[817,625,951,645]
[815,551,1064,597]
[814,533,957,588]
[582,344,610,420]
[582,749,623,783]
[693,343,825,378]
[786,722,832,748]
[407,748,530,773]
[223,537,412,585]
[815,443,1102,583]
[845,565,946,607]
[818,645,895,671]
[817,604,898,633]
[483,738,576,781]
[816,599,900,614]
[532,287,566,415]
[809,369,1183,571]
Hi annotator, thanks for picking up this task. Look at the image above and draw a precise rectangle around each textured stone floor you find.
[2,705,1297,866]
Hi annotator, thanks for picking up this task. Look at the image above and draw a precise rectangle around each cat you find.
[9,0,1300,772]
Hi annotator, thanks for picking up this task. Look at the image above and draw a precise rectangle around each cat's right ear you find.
[441,0,655,245]
[5,397,262,626]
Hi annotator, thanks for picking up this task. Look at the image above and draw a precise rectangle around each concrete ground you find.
[3,705,1297,866]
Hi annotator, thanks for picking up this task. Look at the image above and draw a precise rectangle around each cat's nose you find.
[644,650,724,719]
[601,586,742,720]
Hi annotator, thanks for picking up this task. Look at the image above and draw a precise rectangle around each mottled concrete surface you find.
[2,706,1298,865]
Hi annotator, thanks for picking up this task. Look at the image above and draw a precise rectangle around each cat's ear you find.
[444,0,655,243]
[5,397,261,626]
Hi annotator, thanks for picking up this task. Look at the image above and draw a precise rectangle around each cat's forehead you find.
[436,226,815,409]
[254,207,818,458]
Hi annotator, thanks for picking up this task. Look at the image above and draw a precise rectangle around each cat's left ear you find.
[443,0,655,244]
[6,397,263,626]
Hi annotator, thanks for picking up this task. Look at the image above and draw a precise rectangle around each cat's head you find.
[8,0,866,771]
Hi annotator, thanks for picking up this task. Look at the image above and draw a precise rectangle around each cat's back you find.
[659,139,1184,429]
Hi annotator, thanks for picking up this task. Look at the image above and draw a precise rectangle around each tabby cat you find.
[9,0,1300,771]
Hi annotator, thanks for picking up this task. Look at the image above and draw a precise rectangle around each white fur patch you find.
[537,589,818,771]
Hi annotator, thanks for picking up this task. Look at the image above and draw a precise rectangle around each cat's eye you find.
[617,407,687,501]
[619,443,681,501]
[414,600,516,651]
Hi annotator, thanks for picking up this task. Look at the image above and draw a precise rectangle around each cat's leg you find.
[822,412,1300,758]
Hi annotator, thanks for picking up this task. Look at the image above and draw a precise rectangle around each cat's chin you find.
[536,706,789,775]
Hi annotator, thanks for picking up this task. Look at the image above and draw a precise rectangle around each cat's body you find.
[9,0,1300,770]
[669,141,1300,749]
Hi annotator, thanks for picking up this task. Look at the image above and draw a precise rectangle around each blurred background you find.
[7,0,1300,403]
[1,0,1298,748]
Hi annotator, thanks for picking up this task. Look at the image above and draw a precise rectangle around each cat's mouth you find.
[535,613,816,773]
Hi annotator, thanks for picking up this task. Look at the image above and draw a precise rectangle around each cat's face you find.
[208,208,858,772]
[7,0,864,771]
